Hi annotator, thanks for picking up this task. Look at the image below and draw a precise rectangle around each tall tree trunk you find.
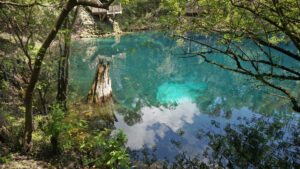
[57,17,71,110]
[22,0,114,152]
[53,7,79,154]
[57,37,70,109]
[23,0,76,152]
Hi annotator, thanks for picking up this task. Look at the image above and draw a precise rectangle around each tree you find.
[0,0,115,152]
[57,6,79,110]
[49,6,80,154]
[163,0,300,112]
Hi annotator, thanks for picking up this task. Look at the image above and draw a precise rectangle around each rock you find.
[113,22,122,34]
[78,8,94,26]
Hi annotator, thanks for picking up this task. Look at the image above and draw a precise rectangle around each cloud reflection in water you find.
[115,102,200,150]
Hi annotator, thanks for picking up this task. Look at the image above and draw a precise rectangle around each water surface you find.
[70,32,300,168]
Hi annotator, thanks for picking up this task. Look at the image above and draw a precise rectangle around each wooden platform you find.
[92,3,122,15]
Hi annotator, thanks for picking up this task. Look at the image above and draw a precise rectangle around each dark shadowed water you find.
[70,32,300,168]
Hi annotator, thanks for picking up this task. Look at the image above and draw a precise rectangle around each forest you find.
[0,0,299,168]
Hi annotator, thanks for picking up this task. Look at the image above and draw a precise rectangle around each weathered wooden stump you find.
[74,60,117,131]
[87,60,112,104]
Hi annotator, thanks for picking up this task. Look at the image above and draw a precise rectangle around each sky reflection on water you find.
[115,102,200,150]
[70,32,300,167]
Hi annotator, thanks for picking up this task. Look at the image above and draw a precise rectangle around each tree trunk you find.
[50,134,59,155]
[57,19,71,110]
[57,7,79,110]
[54,7,79,154]
[23,0,76,152]
[87,60,112,104]
[38,88,48,114]
[22,0,114,152]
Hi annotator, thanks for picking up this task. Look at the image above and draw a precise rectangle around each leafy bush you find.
[46,104,66,140]
[81,130,131,169]
[46,105,131,168]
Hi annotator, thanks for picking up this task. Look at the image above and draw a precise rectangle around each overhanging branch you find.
[253,36,300,62]
[0,1,57,7]
[176,35,300,79]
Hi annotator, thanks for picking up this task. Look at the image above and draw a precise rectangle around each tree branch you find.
[252,36,300,62]
[229,0,300,51]
[198,53,300,112]
[0,1,57,7]
[177,35,300,79]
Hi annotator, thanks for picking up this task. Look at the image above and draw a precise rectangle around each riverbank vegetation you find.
[0,0,132,168]
[0,0,299,168]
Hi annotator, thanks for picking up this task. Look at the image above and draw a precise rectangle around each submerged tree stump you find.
[87,60,112,104]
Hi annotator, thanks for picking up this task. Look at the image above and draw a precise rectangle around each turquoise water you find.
[157,81,206,104]
[70,32,300,167]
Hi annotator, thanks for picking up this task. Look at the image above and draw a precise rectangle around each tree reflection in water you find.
[131,114,300,168]
[202,115,300,168]
[69,32,300,168]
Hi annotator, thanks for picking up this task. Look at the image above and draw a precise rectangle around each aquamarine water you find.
[70,32,300,167]
[157,81,206,104]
